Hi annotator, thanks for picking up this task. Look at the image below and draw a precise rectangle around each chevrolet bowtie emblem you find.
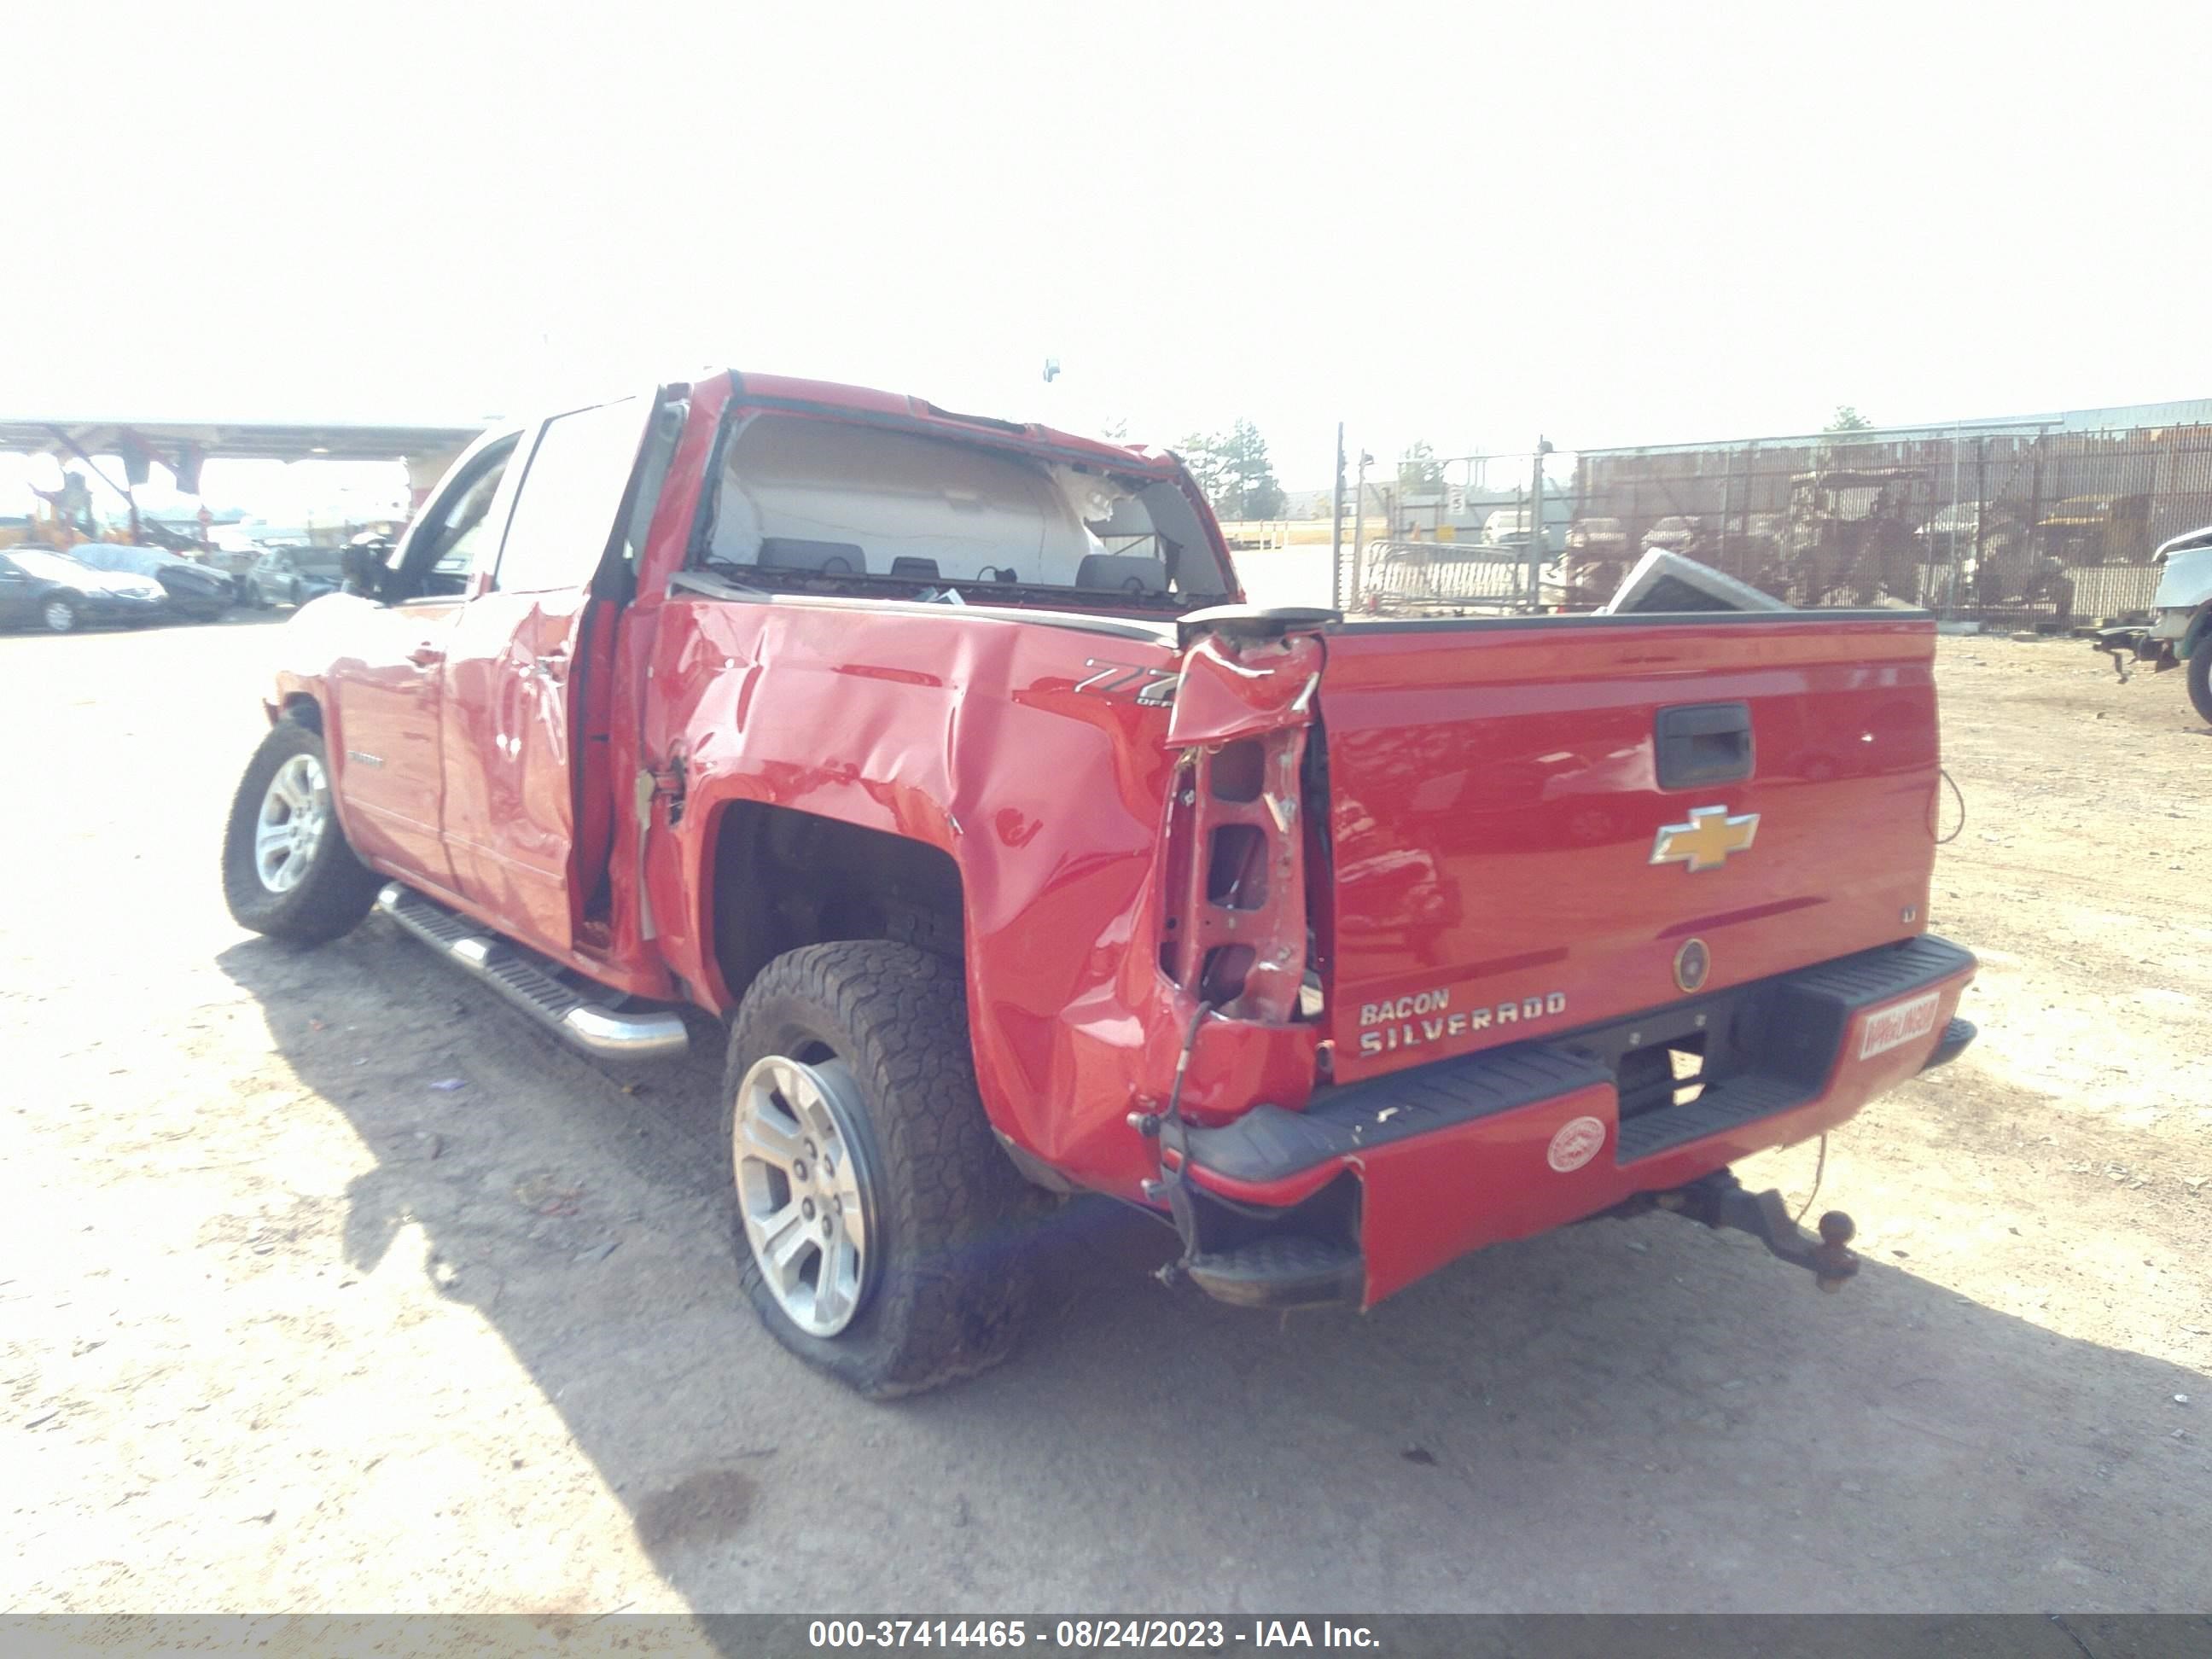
[1650,805,1760,872]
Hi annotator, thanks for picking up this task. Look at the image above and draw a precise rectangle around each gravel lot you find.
[3,608,2208,1615]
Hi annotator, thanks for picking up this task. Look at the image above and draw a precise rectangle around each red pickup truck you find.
[221,372,1977,1397]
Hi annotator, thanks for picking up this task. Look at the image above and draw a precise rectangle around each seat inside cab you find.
[707,414,1225,600]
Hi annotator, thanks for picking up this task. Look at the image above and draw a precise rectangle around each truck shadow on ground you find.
[218,926,2210,1615]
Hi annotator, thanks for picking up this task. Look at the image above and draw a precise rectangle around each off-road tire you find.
[721,941,1037,1399]
[221,719,381,944]
[2188,638,2212,725]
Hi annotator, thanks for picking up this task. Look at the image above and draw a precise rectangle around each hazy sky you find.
[7,2,2209,495]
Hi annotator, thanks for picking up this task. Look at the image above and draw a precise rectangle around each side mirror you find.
[341,534,393,598]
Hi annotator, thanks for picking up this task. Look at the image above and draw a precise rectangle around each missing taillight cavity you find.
[1209,739,1265,803]
[1154,716,1313,1021]
[1199,945,1254,1004]
[1206,824,1270,911]
[1157,760,1198,985]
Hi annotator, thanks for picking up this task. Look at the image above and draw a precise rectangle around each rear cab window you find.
[687,413,1232,614]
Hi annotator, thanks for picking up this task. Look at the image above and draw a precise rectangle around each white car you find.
[2149,525,2212,722]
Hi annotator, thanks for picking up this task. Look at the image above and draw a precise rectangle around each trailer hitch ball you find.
[1813,1210,1858,1292]
[1667,1173,1861,1289]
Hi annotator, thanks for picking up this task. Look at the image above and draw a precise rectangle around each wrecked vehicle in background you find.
[1640,515,1705,556]
[2093,524,2212,722]
[1561,515,1633,602]
[2038,493,2151,568]
[218,370,1978,1399]
[1778,469,1927,607]
[70,542,235,620]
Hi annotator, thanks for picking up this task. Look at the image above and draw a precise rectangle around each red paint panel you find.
[312,597,463,888]
[643,591,1282,1196]
[437,587,598,954]
[1320,618,1941,1084]
[1339,967,1973,1306]
[1354,1082,1621,1306]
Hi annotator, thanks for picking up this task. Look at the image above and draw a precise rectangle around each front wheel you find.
[2188,639,2212,725]
[721,941,1038,1399]
[220,719,381,943]
[42,597,78,633]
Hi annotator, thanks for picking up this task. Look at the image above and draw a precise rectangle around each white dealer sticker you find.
[1859,990,1942,1060]
[1546,1116,1607,1173]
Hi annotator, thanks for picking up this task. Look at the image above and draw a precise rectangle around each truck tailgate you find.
[1317,614,1940,1085]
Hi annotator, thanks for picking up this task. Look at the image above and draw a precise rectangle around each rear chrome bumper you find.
[1167,934,1976,1309]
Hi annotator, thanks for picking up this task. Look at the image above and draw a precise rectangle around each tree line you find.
[1121,411,1877,525]
[1173,420,1285,521]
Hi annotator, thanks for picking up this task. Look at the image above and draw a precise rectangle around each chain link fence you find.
[1561,422,2212,626]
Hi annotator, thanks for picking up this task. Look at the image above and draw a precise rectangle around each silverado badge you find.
[1650,805,1759,872]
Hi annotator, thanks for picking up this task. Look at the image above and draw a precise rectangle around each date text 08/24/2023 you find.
[806,1619,1380,1649]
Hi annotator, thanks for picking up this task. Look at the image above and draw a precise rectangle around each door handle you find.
[1656,701,1754,788]
[407,643,445,667]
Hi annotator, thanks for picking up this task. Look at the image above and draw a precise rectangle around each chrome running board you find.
[375,883,689,1062]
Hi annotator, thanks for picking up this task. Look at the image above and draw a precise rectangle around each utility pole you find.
[1330,422,1346,609]
[1946,419,1964,617]
[1528,439,1552,610]
[1351,448,1372,610]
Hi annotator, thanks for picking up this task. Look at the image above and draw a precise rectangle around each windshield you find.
[9,549,97,582]
[693,414,1231,609]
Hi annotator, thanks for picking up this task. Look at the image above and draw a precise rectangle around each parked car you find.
[69,543,234,620]
[2093,523,2212,722]
[244,544,346,608]
[1566,515,1629,555]
[1478,507,1564,553]
[218,370,1977,1399]
[0,546,167,632]
[1641,515,1707,554]
[204,528,266,580]
[1562,517,1634,604]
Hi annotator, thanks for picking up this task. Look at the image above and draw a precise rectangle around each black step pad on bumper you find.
[1185,1235,1364,1309]
[1185,1045,1608,1185]
[1185,934,1975,1187]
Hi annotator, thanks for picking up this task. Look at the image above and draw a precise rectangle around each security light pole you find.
[1351,448,1372,609]
[1331,422,1346,609]
[1528,438,1553,610]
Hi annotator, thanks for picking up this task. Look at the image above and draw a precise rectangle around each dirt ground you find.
[3,611,2208,1616]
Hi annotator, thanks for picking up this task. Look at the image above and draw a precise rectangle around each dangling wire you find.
[1792,1133,1829,1225]
[1936,767,1966,844]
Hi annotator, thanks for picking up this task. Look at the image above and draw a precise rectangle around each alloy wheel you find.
[733,1052,879,1336]
[254,753,330,894]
